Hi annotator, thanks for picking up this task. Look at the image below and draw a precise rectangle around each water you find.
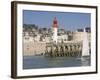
[23,56,90,69]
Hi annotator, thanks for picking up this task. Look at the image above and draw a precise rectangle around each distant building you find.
[76,27,91,33]
[77,29,83,32]
[85,27,91,33]
[58,34,68,42]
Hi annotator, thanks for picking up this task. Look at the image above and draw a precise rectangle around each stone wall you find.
[23,41,46,56]
[73,32,91,42]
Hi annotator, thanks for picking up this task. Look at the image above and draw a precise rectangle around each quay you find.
[45,41,82,57]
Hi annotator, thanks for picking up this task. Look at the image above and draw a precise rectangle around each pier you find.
[45,41,82,57]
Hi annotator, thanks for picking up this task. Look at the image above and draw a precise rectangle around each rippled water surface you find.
[23,56,90,69]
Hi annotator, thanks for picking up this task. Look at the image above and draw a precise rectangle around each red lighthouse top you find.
[53,17,58,28]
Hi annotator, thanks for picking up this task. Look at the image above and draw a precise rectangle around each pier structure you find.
[45,41,82,57]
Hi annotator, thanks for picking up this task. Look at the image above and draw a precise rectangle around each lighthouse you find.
[52,17,58,43]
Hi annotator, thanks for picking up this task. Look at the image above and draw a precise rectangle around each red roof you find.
[53,17,58,28]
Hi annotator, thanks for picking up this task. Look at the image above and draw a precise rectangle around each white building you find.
[58,34,68,43]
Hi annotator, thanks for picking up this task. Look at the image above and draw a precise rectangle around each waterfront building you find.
[58,34,68,43]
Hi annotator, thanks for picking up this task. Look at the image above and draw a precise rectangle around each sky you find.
[23,10,91,31]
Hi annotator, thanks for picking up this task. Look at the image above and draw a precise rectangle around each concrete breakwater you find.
[23,40,84,57]
[45,41,82,57]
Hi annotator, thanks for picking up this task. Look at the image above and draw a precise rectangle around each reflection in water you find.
[23,56,90,69]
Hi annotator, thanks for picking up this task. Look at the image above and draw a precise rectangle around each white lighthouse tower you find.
[52,17,58,43]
